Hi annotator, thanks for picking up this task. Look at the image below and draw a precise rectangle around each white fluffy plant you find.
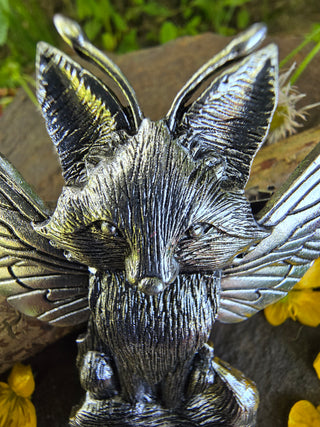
[267,25,320,144]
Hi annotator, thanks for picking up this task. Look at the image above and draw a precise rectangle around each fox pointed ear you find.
[36,42,141,184]
[168,33,278,190]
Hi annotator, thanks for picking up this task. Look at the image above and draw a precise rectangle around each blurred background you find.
[1,0,320,113]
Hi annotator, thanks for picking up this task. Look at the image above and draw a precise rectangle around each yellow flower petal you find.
[0,365,37,427]
[0,393,36,427]
[295,258,320,290]
[9,397,36,427]
[264,295,290,326]
[288,400,320,427]
[288,290,320,327]
[265,290,320,327]
[313,353,320,380]
[0,383,15,427]
[265,258,320,327]
[8,363,35,398]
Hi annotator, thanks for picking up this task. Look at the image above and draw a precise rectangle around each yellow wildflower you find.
[314,353,320,380]
[0,363,36,427]
[264,258,320,327]
[288,400,320,427]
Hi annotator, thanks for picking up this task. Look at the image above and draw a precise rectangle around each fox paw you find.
[184,345,258,426]
[79,351,118,400]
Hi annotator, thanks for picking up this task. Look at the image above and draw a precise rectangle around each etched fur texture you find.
[31,18,278,426]
[2,17,320,426]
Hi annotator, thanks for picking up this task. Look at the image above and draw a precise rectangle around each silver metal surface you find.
[0,16,319,426]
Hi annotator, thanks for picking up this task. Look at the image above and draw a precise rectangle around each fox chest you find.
[89,272,219,384]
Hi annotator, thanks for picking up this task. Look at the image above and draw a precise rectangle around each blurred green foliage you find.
[0,0,57,106]
[280,23,320,84]
[0,0,319,109]
[70,0,252,52]
[0,0,252,102]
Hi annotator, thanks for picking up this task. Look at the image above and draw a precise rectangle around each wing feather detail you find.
[0,155,89,326]
[218,143,320,323]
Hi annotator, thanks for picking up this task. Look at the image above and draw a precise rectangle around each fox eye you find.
[188,224,204,237]
[91,221,121,237]
[186,223,211,238]
[100,221,117,236]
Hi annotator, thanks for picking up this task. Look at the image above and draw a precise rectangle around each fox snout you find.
[125,250,179,295]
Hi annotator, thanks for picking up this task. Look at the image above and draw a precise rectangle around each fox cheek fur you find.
[33,30,276,297]
[34,119,267,296]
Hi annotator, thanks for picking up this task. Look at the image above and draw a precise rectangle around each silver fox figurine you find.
[1,15,320,426]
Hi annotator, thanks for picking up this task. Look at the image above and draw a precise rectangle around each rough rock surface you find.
[0,32,320,426]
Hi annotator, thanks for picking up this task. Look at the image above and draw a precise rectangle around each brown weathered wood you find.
[0,31,319,416]
[0,299,74,373]
[249,125,320,190]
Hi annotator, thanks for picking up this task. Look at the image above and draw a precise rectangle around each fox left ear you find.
[169,40,278,190]
[36,43,135,185]
[37,16,144,185]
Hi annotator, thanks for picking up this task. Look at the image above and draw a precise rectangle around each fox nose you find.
[138,277,165,295]
[125,251,179,294]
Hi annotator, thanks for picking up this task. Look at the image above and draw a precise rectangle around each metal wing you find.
[218,143,320,323]
[0,155,89,326]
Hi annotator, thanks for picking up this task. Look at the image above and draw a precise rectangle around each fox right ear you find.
[173,45,278,190]
[36,43,140,185]
[166,24,277,191]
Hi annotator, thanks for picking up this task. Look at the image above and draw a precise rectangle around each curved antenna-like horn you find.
[166,23,267,132]
[53,14,143,131]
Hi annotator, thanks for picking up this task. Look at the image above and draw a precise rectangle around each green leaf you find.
[76,0,95,19]
[117,29,139,53]
[0,0,10,46]
[0,14,9,46]
[182,6,194,20]
[280,24,320,68]
[310,24,320,43]
[0,0,9,10]
[184,15,201,35]
[112,11,128,32]
[159,21,179,44]
[222,0,251,6]
[236,8,250,29]
[141,2,171,17]
[101,32,117,51]
[218,25,236,36]
[84,19,103,41]
[0,59,22,87]
[290,40,320,85]
[192,0,215,17]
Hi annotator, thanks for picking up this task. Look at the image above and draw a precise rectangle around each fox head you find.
[34,17,277,295]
